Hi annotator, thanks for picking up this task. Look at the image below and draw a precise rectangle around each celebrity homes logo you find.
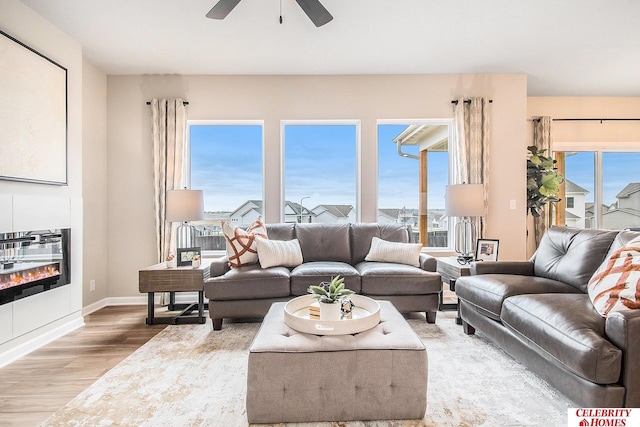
[568,408,638,426]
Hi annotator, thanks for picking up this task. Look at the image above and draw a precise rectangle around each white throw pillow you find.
[255,237,303,269]
[364,237,422,267]
[222,218,267,268]
[588,235,640,317]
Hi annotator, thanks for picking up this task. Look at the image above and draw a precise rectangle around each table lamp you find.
[446,183,485,264]
[166,189,204,249]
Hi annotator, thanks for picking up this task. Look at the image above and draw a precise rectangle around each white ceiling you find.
[18,0,640,96]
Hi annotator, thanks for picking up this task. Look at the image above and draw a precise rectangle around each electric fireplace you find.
[0,229,70,305]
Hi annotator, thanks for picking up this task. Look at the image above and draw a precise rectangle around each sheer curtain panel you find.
[453,98,491,239]
[151,99,187,264]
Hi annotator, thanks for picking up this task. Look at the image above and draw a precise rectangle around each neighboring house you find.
[564,180,589,228]
[602,183,640,230]
[377,209,400,223]
[584,203,610,229]
[311,205,355,224]
[284,201,313,223]
[229,200,263,226]
[431,212,448,230]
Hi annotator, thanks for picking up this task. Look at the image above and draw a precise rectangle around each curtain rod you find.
[533,118,640,123]
[451,99,493,105]
[145,101,189,105]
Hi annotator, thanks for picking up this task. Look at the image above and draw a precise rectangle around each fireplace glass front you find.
[0,229,70,305]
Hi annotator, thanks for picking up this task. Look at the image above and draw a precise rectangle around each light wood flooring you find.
[0,290,458,427]
[0,305,165,427]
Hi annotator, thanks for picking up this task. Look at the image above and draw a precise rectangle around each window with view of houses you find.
[377,121,453,248]
[556,150,640,230]
[187,119,457,252]
[282,122,358,224]
[188,122,263,250]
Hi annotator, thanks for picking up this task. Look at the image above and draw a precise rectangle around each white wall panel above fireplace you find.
[12,195,71,231]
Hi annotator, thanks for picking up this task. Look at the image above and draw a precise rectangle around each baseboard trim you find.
[82,296,163,316]
[0,315,84,369]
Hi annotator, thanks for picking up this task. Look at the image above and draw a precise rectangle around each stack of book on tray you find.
[309,301,320,320]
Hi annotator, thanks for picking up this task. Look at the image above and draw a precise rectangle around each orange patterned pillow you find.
[588,235,640,317]
[222,218,268,268]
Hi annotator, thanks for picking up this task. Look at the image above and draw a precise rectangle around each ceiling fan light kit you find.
[206,0,333,27]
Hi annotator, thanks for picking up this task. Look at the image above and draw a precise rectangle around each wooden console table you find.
[138,262,209,325]
[436,256,471,325]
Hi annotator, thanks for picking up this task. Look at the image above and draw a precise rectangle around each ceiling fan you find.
[206,0,333,27]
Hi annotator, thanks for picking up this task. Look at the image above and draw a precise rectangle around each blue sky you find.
[378,124,448,210]
[190,125,263,212]
[190,123,450,213]
[284,124,356,210]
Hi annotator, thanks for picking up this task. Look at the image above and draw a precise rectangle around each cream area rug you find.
[41,311,572,426]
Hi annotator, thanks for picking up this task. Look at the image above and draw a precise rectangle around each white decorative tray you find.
[284,294,380,336]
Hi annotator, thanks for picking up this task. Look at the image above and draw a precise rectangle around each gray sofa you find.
[204,223,442,330]
[456,226,640,408]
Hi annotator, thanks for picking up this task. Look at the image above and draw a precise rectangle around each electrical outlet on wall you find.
[90,279,96,292]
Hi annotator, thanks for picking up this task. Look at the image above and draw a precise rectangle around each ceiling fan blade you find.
[294,0,333,27]
[206,0,242,19]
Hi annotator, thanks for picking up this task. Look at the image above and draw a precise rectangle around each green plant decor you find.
[308,276,354,304]
[527,145,564,217]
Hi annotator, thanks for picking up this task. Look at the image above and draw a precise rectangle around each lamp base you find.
[176,222,195,249]
[456,254,475,265]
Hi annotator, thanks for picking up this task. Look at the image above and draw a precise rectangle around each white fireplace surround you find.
[0,194,84,368]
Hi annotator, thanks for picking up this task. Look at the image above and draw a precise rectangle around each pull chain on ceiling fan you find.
[206,0,333,27]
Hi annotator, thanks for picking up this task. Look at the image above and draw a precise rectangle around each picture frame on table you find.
[476,239,499,262]
[177,247,201,267]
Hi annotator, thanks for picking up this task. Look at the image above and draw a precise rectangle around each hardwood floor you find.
[0,305,165,427]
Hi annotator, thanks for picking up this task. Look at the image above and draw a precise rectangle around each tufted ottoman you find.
[246,300,428,424]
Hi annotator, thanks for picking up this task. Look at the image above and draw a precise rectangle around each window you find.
[282,122,358,223]
[377,121,453,247]
[566,197,574,209]
[556,150,640,230]
[188,121,263,249]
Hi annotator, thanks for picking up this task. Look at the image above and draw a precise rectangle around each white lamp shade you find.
[445,184,485,217]
[166,189,204,222]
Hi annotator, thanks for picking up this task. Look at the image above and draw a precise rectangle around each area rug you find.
[41,311,571,426]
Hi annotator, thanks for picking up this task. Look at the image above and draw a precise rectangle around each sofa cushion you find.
[295,223,352,264]
[265,223,296,241]
[532,227,618,293]
[356,261,441,295]
[456,274,580,321]
[364,237,422,267]
[204,264,291,301]
[350,223,411,265]
[501,294,622,384]
[588,235,640,316]
[255,237,303,269]
[222,218,268,268]
[290,261,360,296]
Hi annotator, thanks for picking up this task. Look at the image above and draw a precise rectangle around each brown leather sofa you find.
[204,223,442,330]
[456,226,640,408]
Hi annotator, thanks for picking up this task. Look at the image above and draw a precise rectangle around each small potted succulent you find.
[192,254,201,268]
[308,275,354,320]
[166,252,176,268]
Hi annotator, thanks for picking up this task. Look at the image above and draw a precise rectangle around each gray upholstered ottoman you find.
[246,300,428,424]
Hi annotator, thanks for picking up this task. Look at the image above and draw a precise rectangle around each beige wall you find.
[107,73,528,298]
[528,97,640,148]
[82,59,108,307]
